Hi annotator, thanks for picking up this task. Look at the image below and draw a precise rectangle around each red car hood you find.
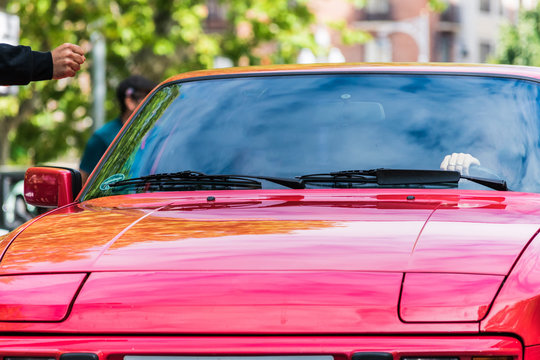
[3,189,539,275]
[0,189,539,333]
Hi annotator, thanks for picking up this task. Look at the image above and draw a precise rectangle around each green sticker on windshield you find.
[100,173,126,191]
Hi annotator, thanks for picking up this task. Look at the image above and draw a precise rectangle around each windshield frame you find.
[78,70,540,201]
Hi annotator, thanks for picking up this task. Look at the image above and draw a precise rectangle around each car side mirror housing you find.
[24,167,82,208]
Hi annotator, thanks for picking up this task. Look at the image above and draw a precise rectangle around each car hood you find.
[0,189,539,333]
[2,189,539,275]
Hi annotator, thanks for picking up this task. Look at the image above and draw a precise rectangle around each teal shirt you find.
[80,118,123,174]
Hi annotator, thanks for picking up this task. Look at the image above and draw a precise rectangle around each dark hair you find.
[116,75,157,114]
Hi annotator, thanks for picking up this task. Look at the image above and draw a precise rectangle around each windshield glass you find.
[83,74,540,199]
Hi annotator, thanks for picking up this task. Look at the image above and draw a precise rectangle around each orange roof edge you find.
[162,62,540,85]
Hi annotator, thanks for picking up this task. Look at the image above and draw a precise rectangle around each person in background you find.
[0,43,85,85]
[79,75,157,184]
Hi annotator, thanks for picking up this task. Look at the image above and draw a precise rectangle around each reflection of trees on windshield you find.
[84,85,181,200]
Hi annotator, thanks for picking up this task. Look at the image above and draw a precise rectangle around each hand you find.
[51,43,86,80]
[440,153,480,175]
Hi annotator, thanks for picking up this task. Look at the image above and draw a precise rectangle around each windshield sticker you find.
[100,173,126,191]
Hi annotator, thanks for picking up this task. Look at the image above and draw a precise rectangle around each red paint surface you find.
[3,190,540,275]
[400,273,503,322]
[0,335,522,359]
[0,269,476,334]
[0,273,86,321]
[525,345,540,359]
[481,226,540,346]
[71,271,403,333]
[0,189,539,335]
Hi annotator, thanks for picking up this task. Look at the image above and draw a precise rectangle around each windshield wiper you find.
[298,169,508,191]
[108,170,304,191]
[107,169,507,192]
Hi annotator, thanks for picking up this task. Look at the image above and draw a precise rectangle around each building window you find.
[479,42,492,63]
[437,32,454,62]
[366,0,390,15]
[480,0,491,12]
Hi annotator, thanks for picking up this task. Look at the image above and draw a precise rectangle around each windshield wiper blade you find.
[109,171,261,190]
[298,169,508,191]
[108,170,304,190]
[460,174,508,191]
[108,169,507,192]
[298,169,459,185]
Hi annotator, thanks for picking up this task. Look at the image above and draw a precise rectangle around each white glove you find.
[440,153,480,176]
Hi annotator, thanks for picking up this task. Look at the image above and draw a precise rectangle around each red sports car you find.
[3,64,540,359]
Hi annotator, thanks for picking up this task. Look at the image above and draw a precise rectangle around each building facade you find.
[307,0,534,64]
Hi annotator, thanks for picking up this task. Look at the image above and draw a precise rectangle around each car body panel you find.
[59,270,411,334]
[481,225,540,346]
[0,335,523,360]
[0,273,86,321]
[1,189,540,334]
[400,272,504,322]
[526,345,540,358]
[3,190,540,275]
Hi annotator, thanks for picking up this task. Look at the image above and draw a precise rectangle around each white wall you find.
[456,0,521,63]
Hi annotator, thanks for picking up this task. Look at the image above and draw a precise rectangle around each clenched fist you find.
[440,152,481,176]
[51,43,86,80]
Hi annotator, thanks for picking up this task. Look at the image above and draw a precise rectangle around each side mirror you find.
[24,167,82,208]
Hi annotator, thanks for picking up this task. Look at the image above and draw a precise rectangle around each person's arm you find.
[0,43,85,86]
[0,44,51,85]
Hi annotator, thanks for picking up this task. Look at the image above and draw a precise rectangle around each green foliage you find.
[496,4,540,66]
[220,0,317,64]
[427,0,448,13]
[1,0,323,165]
[345,0,366,8]
[329,20,371,46]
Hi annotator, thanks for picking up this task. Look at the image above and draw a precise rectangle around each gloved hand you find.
[440,153,480,176]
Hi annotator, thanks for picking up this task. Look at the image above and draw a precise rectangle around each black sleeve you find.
[0,43,53,85]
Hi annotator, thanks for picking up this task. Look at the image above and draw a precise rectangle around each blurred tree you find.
[0,0,319,165]
[496,4,540,66]
[427,0,448,13]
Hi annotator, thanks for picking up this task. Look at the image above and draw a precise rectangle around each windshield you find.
[82,73,540,200]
